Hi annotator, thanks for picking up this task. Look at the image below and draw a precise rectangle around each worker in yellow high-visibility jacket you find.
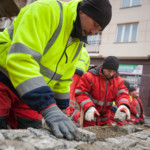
[0,0,112,140]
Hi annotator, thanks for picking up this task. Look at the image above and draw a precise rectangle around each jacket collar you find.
[89,65,118,81]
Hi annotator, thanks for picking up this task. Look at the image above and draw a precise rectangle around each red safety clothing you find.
[0,81,42,129]
[130,96,144,124]
[66,46,90,116]
[66,74,81,116]
[75,66,130,127]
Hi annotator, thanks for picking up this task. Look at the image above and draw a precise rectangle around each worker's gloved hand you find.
[135,113,139,119]
[42,105,80,140]
[116,105,130,120]
[85,106,100,121]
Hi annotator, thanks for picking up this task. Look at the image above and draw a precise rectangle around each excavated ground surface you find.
[84,124,149,141]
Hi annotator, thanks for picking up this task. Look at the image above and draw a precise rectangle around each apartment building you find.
[87,0,150,116]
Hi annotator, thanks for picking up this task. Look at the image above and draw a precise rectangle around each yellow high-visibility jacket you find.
[0,0,84,112]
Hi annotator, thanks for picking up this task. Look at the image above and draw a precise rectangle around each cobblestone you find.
[0,125,150,150]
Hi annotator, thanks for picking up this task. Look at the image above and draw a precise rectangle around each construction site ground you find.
[84,123,150,141]
[0,118,150,150]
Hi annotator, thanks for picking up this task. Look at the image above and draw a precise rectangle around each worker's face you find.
[130,91,137,98]
[103,69,116,79]
[79,11,102,36]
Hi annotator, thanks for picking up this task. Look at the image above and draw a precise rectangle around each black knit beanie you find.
[124,80,130,91]
[80,0,112,30]
[129,87,136,93]
[102,56,119,71]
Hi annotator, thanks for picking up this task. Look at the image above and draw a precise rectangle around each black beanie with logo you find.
[102,56,119,71]
[80,0,112,30]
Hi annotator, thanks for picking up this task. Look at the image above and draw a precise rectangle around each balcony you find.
[86,33,101,56]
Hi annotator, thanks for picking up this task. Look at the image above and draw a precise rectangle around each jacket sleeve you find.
[137,97,144,120]
[115,77,131,109]
[130,98,138,115]
[52,63,77,109]
[75,72,95,112]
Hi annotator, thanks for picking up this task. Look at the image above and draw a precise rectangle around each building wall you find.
[88,0,150,59]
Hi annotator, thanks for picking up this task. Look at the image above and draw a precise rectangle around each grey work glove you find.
[42,105,80,140]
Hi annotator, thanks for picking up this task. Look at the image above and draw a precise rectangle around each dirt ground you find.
[84,125,127,141]
[83,124,150,141]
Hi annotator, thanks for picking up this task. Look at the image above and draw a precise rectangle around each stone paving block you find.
[28,127,52,138]
[138,140,150,148]
[0,132,5,140]
[0,140,36,150]
[94,141,116,150]
[59,139,84,149]
[77,128,96,144]
[59,149,77,150]
[134,127,144,132]
[21,136,65,150]
[117,125,136,134]
[129,132,148,140]
[118,141,137,150]
[125,135,142,142]
[144,124,150,128]
[75,143,110,150]
[114,111,126,122]
[106,136,138,149]
[0,129,33,140]
[146,137,150,141]
[122,134,150,149]
[139,129,150,135]
[130,144,150,150]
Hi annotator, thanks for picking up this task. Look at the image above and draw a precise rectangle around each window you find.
[87,33,101,45]
[121,0,141,8]
[116,23,138,43]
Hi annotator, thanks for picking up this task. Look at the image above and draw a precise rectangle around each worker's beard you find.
[103,72,115,81]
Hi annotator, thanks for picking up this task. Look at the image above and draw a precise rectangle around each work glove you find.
[135,113,139,119]
[116,105,130,120]
[85,106,100,121]
[42,105,80,140]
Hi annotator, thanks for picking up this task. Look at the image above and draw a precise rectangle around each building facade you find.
[87,0,150,117]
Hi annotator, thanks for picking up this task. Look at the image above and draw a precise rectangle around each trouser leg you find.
[0,81,42,129]
[9,97,42,129]
[0,81,11,129]
[0,116,8,129]
[9,100,42,129]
